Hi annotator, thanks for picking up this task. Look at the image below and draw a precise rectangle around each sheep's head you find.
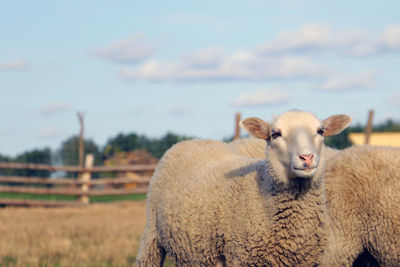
[240,111,351,182]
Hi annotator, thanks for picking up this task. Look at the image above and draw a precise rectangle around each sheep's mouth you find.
[291,166,318,178]
[293,167,317,171]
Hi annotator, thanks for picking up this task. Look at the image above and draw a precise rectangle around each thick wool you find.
[227,140,397,266]
[226,137,266,159]
[137,138,328,266]
[137,111,352,267]
[322,145,400,267]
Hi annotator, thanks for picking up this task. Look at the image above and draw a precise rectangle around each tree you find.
[324,129,353,149]
[148,133,192,159]
[103,132,192,159]
[0,154,13,176]
[373,119,400,132]
[58,136,102,177]
[103,133,147,158]
[0,149,52,177]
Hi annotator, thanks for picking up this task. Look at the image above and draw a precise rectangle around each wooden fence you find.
[0,154,156,207]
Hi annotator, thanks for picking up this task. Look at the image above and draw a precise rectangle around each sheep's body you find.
[322,145,400,266]
[138,139,327,266]
[227,140,399,266]
[226,137,266,159]
[137,111,351,267]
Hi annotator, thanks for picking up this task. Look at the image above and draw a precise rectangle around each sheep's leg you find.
[136,227,166,267]
[368,237,400,267]
[215,256,227,267]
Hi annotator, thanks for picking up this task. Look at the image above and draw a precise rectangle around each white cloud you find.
[37,103,73,116]
[0,59,30,71]
[254,23,400,57]
[319,71,377,91]
[230,89,291,108]
[119,47,326,82]
[348,43,377,57]
[39,126,60,138]
[375,24,400,52]
[180,47,226,68]
[168,105,194,116]
[90,33,156,63]
[256,24,368,55]
[349,24,400,56]
[114,24,400,82]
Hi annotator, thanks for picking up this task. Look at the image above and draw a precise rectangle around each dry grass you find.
[0,201,150,266]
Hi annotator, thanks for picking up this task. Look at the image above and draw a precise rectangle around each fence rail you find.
[0,198,85,207]
[0,154,155,207]
[0,185,149,196]
[0,162,157,172]
[0,176,150,185]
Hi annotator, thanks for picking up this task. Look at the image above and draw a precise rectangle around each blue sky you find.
[1,0,400,156]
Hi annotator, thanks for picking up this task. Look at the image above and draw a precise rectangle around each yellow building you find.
[348,132,400,147]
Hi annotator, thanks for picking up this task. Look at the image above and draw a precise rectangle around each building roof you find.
[348,132,400,147]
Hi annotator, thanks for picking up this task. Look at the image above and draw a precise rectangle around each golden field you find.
[0,201,156,267]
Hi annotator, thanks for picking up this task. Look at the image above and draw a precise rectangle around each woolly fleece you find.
[137,138,328,266]
[137,111,350,267]
[322,145,400,267]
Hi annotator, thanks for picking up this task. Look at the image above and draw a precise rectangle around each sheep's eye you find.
[317,127,325,136]
[271,130,282,139]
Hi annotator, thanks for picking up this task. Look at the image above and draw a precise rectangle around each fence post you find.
[78,154,94,205]
[77,112,85,168]
[365,109,374,145]
[234,112,241,140]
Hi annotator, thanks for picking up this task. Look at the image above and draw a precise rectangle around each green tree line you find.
[324,119,400,149]
[1,118,400,178]
[0,132,192,178]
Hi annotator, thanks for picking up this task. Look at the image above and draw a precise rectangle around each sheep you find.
[227,137,393,266]
[136,110,351,267]
[206,133,397,266]
[321,145,400,267]
[224,134,393,266]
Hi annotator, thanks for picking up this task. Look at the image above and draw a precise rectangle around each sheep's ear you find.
[240,117,270,140]
[323,114,352,137]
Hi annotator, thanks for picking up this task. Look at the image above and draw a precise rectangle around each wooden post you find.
[234,112,241,140]
[365,110,374,145]
[78,154,93,205]
[77,112,85,167]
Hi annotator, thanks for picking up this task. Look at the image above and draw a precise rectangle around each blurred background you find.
[0,1,400,266]
[1,0,400,163]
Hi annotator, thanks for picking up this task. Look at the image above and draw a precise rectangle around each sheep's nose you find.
[299,154,314,168]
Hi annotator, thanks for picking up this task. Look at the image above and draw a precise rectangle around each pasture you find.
[0,201,173,267]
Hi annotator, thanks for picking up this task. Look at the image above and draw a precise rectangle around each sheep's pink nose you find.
[299,154,314,168]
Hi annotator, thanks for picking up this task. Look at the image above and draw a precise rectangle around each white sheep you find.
[229,137,395,266]
[201,133,396,266]
[321,145,400,267]
[136,110,351,267]
[221,134,394,266]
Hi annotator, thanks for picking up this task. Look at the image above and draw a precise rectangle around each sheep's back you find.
[326,145,400,215]
[325,145,400,265]
[227,137,266,158]
[148,139,264,264]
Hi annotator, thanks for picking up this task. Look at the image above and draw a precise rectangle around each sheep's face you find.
[269,112,326,178]
[240,111,351,180]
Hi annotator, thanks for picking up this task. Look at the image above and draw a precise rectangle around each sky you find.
[1,0,400,157]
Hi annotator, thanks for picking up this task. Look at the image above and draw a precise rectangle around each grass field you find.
[0,200,174,267]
